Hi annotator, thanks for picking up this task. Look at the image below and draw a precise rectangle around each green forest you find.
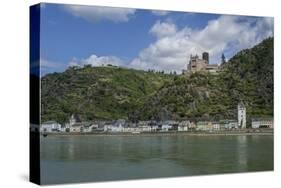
[41,37,273,125]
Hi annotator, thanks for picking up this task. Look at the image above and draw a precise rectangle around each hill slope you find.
[137,37,273,123]
[41,37,273,124]
[41,66,173,123]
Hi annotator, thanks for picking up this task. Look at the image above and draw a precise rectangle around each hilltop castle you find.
[184,52,220,74]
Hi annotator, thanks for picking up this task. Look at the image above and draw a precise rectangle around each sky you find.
[39,3,274,75]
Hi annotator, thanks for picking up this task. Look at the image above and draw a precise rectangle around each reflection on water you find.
[40,135,273,184]
[236,136,248,170]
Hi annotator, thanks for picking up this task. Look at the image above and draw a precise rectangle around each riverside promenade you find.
[42,128,273,137]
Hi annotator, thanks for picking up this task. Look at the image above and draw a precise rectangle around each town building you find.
[196,121,212,131]
[212,122,220,130]
[82,122,98,133]
[251,118,273,129]
[161,123,173,132]
[148,121,162,132]
[188,122,197,130]
[68,113,83,132]
[40,121,61,133]
[123,126,136,133]
[103,119,126,132]
[178,120,190,131]
[219,121,226,130]
[237,102,246,129]
[139,125,151,132]
[70,122,84,133]
[150,125,159,132]
[228,121,238,129]
[223,120,238,129]
[60,123,70,132]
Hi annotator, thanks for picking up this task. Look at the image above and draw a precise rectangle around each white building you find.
[237,102,246,129]
[139,125,151,132]
[161,124,172,131]
[228,121,238,129]
[111,124,124,132]
[40,121,61,133]
[212,122,220,130]
[104,120,125,132]
[64,123,71,132]
[178,121,189,131]
[225,120,238,129]
[251,119,273,129]
[222,120,238,129]
[151,125,159,132]
[69,123,84,133]
[196,121,212,131]
[82,122,98,133]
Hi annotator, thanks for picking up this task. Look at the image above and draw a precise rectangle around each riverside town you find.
[38,102,273,135]
[37,51,274,136]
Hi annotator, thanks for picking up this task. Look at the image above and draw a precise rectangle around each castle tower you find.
[221,53,226,64]
[187,54,208,73]
[202,52,209,64]
[237,102,246,129]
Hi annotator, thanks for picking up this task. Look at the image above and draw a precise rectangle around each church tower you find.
[69,114,81,126]
[237,102,246,129]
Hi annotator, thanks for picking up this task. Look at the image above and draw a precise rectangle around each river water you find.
[40,134,273,184]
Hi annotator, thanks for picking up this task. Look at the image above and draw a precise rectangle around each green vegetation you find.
[41,66,173,124]
[41,37,273,125]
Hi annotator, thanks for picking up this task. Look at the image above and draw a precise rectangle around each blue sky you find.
[39,3,273,75]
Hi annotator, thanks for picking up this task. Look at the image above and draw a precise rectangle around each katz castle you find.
[183,52,222,74]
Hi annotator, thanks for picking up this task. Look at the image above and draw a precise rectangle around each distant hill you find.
[220,37,273,120]
[41,37,273,125]
[138,37,273,124]
[41,65,173,123]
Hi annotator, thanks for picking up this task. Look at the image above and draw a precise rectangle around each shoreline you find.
[41,130,273,137]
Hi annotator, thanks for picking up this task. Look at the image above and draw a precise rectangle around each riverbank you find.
[41,129,273,137]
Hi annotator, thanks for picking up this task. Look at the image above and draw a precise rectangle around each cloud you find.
[69,54,124,67]
[41,59,60,68]
[129,16,273,73]
[151,10,169,16]
[149,21,177,38]
[40,58,66,76]
[64,5,136,23]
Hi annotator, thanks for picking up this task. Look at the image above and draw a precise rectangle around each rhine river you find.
[40,134,273,184]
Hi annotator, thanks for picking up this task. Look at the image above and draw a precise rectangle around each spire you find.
[221,53,226,64]
[238,101,245,108]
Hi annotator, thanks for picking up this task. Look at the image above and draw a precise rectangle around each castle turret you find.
[202,52,209,64]
[221,53,226,64]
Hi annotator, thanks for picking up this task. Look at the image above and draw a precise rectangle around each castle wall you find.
[187,53,219,74]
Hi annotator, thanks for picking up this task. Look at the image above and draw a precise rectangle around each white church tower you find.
[69,114,81,126]
[237,102,246,129]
